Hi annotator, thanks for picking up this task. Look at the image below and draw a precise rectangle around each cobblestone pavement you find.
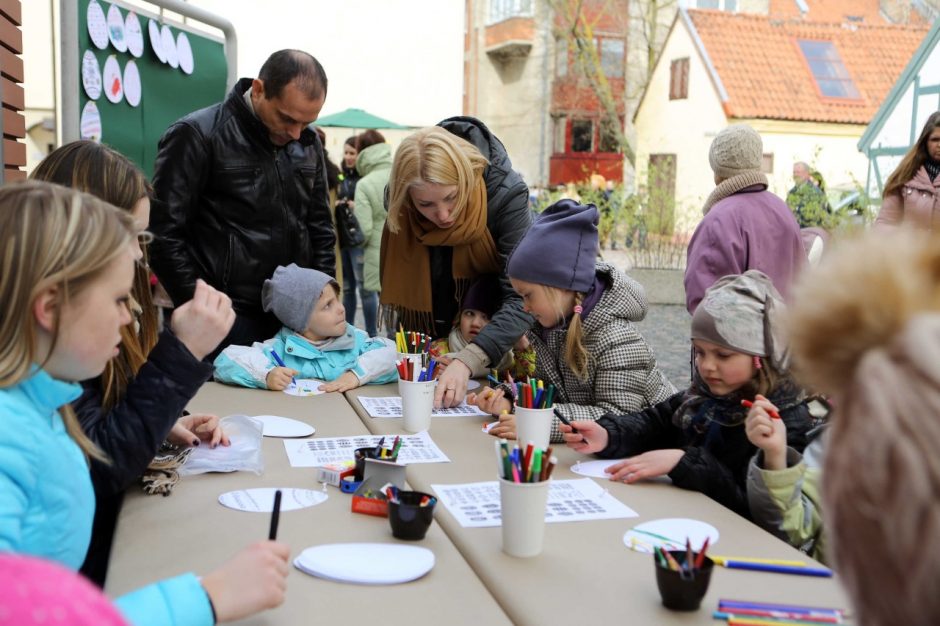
[602,248,692,391]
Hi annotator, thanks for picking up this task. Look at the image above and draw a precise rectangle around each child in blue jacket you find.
[214,264,397,392]
[0,182,288,625]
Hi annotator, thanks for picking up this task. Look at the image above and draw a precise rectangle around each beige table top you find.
[106,382,510,625]
[346,383,854,625]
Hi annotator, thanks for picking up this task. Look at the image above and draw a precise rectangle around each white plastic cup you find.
[499,477,550,558]
[398,378,436,432]
[514,406,554,450]
[397,352,424,381]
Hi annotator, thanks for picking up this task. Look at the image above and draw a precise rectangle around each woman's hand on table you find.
[318,371,360,393]
[201,540,290,622]
[168,413,230,449]
[560,420,606,454]
[604,449,685,483]
[434,359,470,408]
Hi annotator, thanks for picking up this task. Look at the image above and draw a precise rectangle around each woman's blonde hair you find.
[540,285,590,380]
[788,230,940,626]
[0,181,135,460]
[30,141,157,411]
[386,126,488,233]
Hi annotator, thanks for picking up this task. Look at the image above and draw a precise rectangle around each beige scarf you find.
[380,178,501,333]
[702,171,768,214]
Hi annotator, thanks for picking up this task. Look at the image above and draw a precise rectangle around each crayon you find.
[741,398,781,419]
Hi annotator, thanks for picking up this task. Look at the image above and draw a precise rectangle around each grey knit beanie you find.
[507,199,598,293]
[262,264,336,333]
[690,270,789,370]
[708,124,763,180]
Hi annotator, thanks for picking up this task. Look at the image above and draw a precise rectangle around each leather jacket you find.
[150,77,336,316]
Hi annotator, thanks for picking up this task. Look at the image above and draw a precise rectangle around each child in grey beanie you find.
[214,264,397,392]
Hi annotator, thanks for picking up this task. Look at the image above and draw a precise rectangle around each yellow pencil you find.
[710,555,807,567]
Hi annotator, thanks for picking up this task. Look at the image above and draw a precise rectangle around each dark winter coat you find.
[596,389,813,518]
[427,116,534,366]
[74,329,214,584]
[150,77,336,322]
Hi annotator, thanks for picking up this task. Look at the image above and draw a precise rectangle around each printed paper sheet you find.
[358,395,489,418]
[284,430,450,467]
[430,478,639,528]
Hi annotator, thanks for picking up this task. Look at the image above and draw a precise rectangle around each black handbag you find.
[335,200,366,249]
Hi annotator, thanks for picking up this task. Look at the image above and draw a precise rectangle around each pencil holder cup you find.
[388,490,436,541]
[654,551,714,611]
[397,352,424,380]
[353,447,380,482]
[514,406,553,450]
[398,378,436,433]
[499,477,550,558]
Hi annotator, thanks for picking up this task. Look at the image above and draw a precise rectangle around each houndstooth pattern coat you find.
[527,262,677,442]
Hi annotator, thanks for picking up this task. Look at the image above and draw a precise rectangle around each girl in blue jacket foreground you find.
[214,264,397,393]
[0,182,288,625]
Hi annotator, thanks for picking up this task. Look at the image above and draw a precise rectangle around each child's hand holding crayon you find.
[487,410,517,440]
[744,394,788,471]
[467,387,512,416]
[266,367,299,391]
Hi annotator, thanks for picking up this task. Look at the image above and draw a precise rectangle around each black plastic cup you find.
[353,447,380,482]
[653,550,714,611]
[388,490,436,541]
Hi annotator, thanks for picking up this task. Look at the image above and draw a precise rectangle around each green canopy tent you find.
[313,107,410,131]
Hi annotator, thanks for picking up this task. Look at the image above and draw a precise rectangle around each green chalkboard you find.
[77,0,227,177]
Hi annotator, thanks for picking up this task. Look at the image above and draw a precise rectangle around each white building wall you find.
[634,19,729,233]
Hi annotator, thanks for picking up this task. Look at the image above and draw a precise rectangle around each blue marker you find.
[270,349,296,386]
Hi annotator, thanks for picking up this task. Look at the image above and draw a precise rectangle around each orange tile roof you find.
[686,9,928,124]
[767,0,888,23]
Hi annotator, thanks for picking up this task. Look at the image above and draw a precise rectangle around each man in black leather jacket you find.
[150,49,337,354]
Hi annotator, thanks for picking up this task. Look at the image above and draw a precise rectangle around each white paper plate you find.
[466,379,481,391]
[283,378,326,396]
[219,487,326,513]
[294,543,434,584]
[571,459,627,479]
[253,415,315,438]
[623,518,720,554]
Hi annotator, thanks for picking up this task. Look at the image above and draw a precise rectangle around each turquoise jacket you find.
[214,323,398,388]
[0,369,213,626]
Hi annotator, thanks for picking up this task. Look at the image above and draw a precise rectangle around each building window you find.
[797,39,860,99]
[488,0,533,24]
[669,58,689,100]
[599,38,625,78]
[762,153,774,174]
[555,40,568,77]
[571,119,593,152]
[680,0,737,9]
[553,116,567,153]
[598,117,622,153]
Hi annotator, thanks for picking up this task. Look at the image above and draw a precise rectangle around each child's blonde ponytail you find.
[565,292,590,381]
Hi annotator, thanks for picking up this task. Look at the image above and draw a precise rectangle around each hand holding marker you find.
[270,349,296,387]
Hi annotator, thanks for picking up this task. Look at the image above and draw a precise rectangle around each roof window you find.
[797,39,860,99]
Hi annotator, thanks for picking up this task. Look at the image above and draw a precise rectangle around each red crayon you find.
[741,399,781,419]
